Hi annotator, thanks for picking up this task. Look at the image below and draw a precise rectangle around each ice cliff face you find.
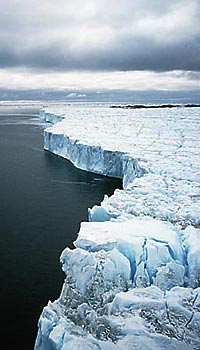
[35,105,200,350]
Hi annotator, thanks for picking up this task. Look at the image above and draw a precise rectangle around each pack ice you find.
[35,105,200,350]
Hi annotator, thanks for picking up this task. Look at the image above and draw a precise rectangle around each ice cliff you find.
[35,104,200,350]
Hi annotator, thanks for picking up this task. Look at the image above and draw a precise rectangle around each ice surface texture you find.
[35,105,200,350]
[42,105,200,227]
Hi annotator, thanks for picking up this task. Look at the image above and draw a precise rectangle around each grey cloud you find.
[0,0,200,72]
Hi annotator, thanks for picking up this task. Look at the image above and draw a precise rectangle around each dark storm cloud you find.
[1,0,200,72]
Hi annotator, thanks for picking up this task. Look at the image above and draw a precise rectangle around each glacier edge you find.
[35,105,200,350]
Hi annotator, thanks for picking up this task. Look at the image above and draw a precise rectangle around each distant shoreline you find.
[110,103,200,109]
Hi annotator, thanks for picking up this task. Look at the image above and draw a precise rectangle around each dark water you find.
[0,108,121,350]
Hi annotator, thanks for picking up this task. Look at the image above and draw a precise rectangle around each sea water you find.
[0,104,121,350]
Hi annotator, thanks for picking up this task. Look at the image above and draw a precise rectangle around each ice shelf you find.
[35,104,200,350]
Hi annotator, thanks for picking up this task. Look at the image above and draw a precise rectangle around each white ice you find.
[41,105,200,227]
[35,104,200,350]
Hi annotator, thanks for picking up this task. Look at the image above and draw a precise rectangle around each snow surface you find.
[42,105,200,227]
[35,104,200,350]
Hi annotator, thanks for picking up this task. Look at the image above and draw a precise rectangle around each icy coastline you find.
[35,104,200,350]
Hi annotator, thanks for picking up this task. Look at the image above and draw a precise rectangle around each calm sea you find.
[0,106,121,350]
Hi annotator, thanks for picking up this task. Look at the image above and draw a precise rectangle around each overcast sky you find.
[1,0,200,91]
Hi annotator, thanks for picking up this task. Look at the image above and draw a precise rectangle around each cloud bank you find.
[1,0,200,72]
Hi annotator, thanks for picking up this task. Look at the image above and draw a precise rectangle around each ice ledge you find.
[40,106,153,188]
[40,106,200,227]
[43,127,146,187]
[74,218,200,290]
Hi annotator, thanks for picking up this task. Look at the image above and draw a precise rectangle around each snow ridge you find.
[35,105,200,350]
